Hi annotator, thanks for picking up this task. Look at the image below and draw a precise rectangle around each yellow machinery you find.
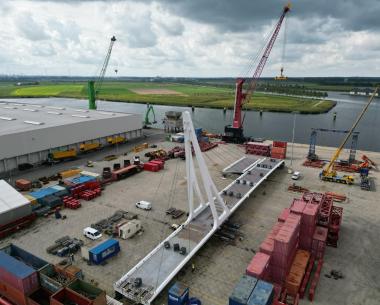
[275,67,288,80]
[80,142,101,152]
[47,149,77,163]
[107,136,126,145]
[320,86,379,184]
[133,143,149,153]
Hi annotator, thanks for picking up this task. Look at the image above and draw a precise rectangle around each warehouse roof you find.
[0,101,135,136]
[0,180,30,214]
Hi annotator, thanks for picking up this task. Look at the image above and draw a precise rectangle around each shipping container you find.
[15,179,32,191]
[58,169,82,179]
[168,282,189,305]
[0,180,32,227]
[27,287,52,305]
[229,275,257,305]
[54,264,83,281]
[1,244,49,272]
[88,239,120,265]
[39,195,62,209]
[51,288,91,305]
[67,279,106,305]
[0,251,39,295]
[0,278,29,305]
[39,265,68,293]
[111,165,139,181]
[247,280,274,305]
[246,253,270,280]
[69,176,96,185]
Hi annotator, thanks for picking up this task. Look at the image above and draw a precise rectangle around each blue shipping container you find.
[248,280,274,305]
[229,275,258,305]
[69,175,96,185]
[168,282,189,305]
[89,239,120,264]
[29,187,58,200]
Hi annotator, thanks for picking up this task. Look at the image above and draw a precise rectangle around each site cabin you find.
[119,220,142,239]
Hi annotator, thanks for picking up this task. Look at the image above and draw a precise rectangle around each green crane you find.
[143,104,157,128]
[88,36,117,110]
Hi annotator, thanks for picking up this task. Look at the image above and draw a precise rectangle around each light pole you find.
[290,111,299,171]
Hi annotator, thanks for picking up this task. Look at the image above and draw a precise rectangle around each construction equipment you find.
[88,36,117,110]
[47,149,77,164]
[275,67,288,81]
[143,104,157,128]
[222,3,290,143]
[320,86,379,184]
[107,136,125,145]
[308,128,359,162]
[80,142,101,153]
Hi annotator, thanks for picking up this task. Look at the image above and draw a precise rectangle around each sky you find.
[1,0,380,77]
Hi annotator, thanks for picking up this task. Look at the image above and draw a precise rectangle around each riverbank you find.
[0,81,336,114]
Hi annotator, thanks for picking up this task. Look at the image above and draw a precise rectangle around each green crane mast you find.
[143,104,157,128]
[88,36,117,110]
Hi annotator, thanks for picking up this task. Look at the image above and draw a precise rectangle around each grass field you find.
[0,81,336,113]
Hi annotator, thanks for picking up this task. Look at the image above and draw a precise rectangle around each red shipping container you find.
[0,252,39,295]
[143,162,160,172]
[0,279,29,305]
[15,179,32,191]
[273,141,287,148]
[260,222,283,255]
[246,252,270,279]
[278,208,290,222]
[302,203,319,226]
[290,199,306,215]
[150,160,164,169]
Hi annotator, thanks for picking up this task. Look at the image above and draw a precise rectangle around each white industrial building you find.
[0,101,142,174]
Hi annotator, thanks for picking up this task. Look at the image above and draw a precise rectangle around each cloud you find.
[15,13,50,41]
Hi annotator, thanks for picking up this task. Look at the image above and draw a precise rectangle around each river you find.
[1,91,379,152]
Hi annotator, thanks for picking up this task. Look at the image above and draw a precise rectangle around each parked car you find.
[291,171,301,180]
[136,200,152,210]
[83,227,102,240]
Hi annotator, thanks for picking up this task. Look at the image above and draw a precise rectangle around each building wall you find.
[0,114,142,174]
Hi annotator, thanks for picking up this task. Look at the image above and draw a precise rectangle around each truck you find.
[107,136,125,145]
[47,149,77,164]
[319,172,354,185]
[80,142,101,152]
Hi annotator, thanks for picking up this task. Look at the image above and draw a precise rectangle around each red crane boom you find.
[223,3,291,143]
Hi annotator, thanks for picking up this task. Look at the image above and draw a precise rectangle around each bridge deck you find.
[114,157,284,305]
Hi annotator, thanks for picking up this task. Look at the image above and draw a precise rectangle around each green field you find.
[0,81,336,113]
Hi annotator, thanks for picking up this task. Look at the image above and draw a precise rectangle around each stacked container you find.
[229,275,257,305]
[245,142,271,156]
[246,252,271,280]
[247,280,274,305]
[311,226,328,259]
[0,251,40,305]
[271,141,287,159]
[285,250,310,296]
[271,214,300,284]
[290,199,306,215]
[327,206,343,247]
[259,222,283,256]
[278,208,290,223]
[299,203,319,251]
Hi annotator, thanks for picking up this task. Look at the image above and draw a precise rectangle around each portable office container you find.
[229,275,257,305]
[88,239,120,265]
[168,282,189,305]
[0,251,39,295]
[119,220,141,239]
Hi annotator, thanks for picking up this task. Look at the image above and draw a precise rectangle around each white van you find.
[83,227,102,240]
[291,171,301,180]
[136,200,152,210]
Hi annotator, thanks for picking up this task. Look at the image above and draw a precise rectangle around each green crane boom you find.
[143,104,157,128]
[88,36,117,110]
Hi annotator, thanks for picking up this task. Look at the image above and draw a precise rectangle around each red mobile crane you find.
[222,3,291,143]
